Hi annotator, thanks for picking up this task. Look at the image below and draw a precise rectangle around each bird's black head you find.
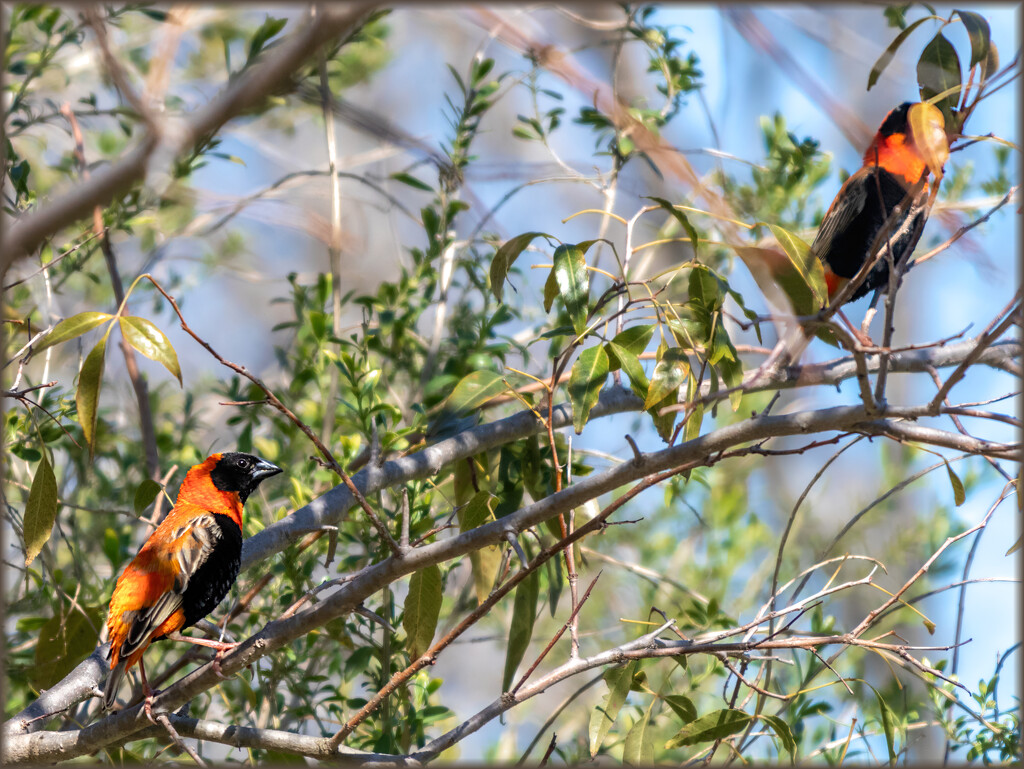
[877,102,915,137]
[210,452,282,504]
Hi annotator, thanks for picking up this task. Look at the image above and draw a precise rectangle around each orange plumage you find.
[811,102,944,305]
[104,452,281,711]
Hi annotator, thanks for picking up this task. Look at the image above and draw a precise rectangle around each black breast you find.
[823,168,927,300]
[179,513,243,629]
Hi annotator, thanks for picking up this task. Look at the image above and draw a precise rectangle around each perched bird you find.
[104,452,281,715]
[810,101,948,342]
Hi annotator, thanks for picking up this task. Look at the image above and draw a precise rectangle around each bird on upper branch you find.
[810,101,949,344]
[104,452,281,718]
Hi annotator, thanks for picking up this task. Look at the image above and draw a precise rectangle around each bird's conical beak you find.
[252,459,283,482]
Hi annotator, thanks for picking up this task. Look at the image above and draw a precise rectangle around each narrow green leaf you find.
[665,708,751,749]
[133,479,163,516]
[568,345,609,434]
[543,267,559,313]
[32,605,103,690]
[688,266,724,325]
[867,17,933,90]
[918,32,962,124]
[589,661,637,756]
[955,10,991,68]
[403,564,442,660]
[456,493,501,604]
[443,370,506,414]
[23,452,58,567]
[943,460,966,506]
[871,688,898,764]
[490,232,549,302]
[553,243,590,335]
[76,337,107,453]
[34,312,112,354]
[119,316,182,384]
[623,702,655,765]
[608,342,648,402]
[502,568,540,691]
[390,172,434,192]
[645,348,689,411]
[645,196,700,257]
[768,224,827,309]
[759,714,797,763]
[652,386,679,443]
[664,694,697,724]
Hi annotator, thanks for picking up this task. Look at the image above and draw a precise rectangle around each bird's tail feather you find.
[103,659,127,710]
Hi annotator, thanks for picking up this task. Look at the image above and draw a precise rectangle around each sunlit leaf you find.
[119,316,182,384]
[759,714,797,763]
[34,312,112,354]
[553,243,590,335]
[646,196,700,257]
[645,348,688,411]
[443,370,506,414]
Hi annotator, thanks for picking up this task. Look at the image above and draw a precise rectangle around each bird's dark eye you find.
[237,458,250,469]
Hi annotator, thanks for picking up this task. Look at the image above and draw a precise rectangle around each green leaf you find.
[76,337,108,454]
[645,348,689,411]
[955,10,991,68]
[688,266,724,326]
[645,196,700,257]
[871,687,898,764]
[502,568,540,691]
[543,267,559,313]
[247,15,287,64]
[568,345,609,434]
[942,459,966,506]
[867,18,933,90]
[759,714,797,763]
[34,312,112,354]
[768,224,827,310]
[918,32,962,125]
[608,342,649,402]
[390,172,434,192]
[589,661,637,756]
[23,452,58,567]
[457,492,501,604]
[664,694,697,724]
[133,479,163,516]
[119,316,182,384]
[553,243,590,335]
[32,605,103,690]
[609,324,655,361]
[623,702,655,766]
[443,370,506,414]
[403,564,442,660]
[490,232,549,302]
[665,708,751,749]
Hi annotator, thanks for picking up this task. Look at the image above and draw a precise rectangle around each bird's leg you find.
[138,658,161,724]
[166,631,239,679]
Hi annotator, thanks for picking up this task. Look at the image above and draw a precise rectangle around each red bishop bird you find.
[810,101,948,342]
[104,452,281,716]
